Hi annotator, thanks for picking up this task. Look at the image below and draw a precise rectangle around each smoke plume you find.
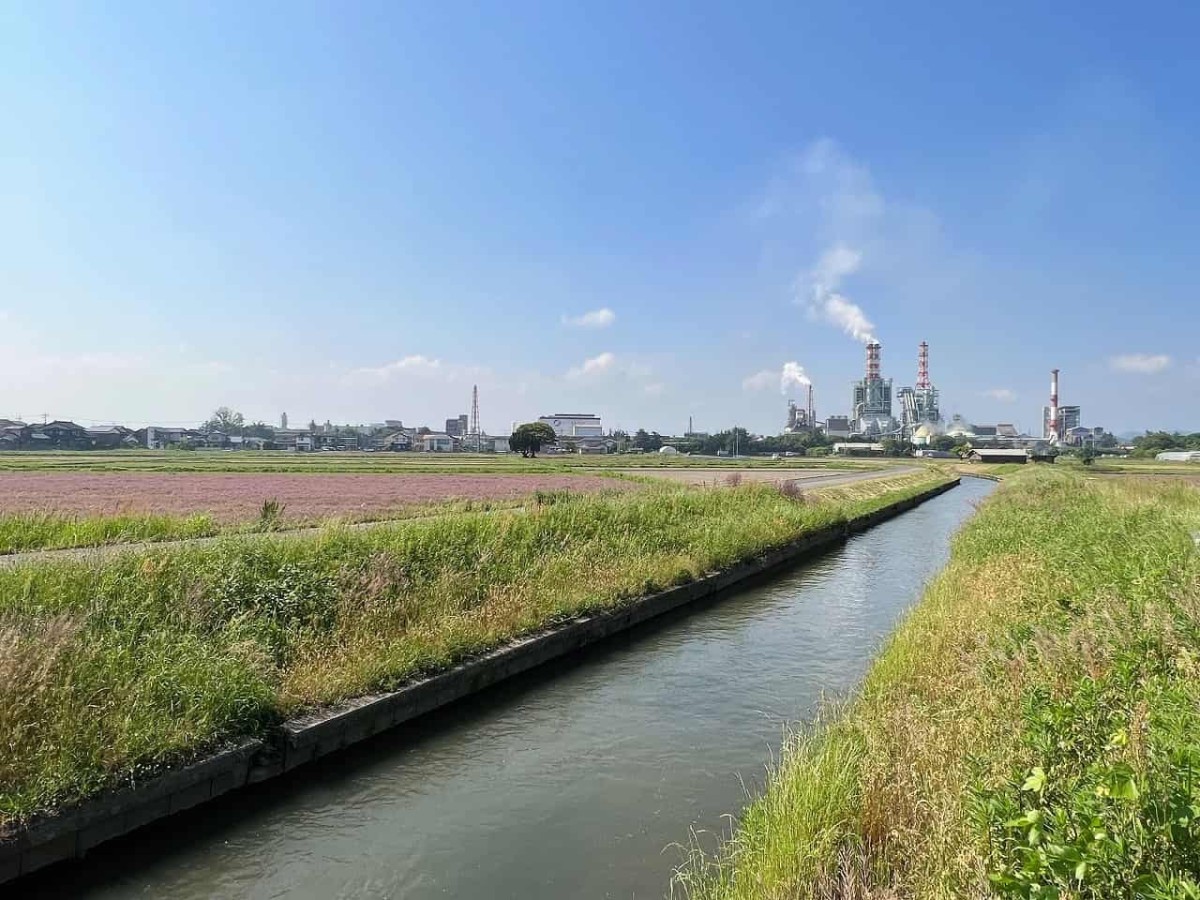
[804,243,876,344]
[780,362,811,395]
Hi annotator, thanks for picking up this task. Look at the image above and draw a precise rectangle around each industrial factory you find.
[793,340,943,441]
[781,340,1108,452]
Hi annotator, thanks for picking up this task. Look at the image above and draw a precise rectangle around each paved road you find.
[0,465,917,569]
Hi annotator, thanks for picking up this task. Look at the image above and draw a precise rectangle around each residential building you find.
[421,433,455,452]
[40,421,91,449]
[85,425,137,449]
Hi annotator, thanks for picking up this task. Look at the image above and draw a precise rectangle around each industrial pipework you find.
[1049,368,1061,445]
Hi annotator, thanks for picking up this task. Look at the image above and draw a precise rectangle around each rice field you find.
[0,471,629,522]
[0,469,949,834]
[676,468,1200,899]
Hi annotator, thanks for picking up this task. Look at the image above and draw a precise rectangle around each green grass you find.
[0,496,539,555]
[0,449,867,474]
[676,468,1200,899]
[0,511,221,554]
[0,470,949,834]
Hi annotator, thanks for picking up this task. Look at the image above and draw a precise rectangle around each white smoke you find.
[804,244,876,344]
[780,362,811,395]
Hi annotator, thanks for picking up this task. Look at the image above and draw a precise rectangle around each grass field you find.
[0,454,898,554]
[0,449,868,474]
[0,469,949,834]
[676,468,1200,899]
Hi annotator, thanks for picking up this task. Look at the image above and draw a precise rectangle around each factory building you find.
[538,413,604,438]
[1042,404,1081,441]
[825,416,852,439]
[784,384,817,433]
[898,341,942,439]
[851,341,896,436]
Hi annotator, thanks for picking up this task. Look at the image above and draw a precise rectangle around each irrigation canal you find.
[25,477,995,900]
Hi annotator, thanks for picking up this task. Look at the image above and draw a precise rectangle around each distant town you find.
[1,340,1196,461]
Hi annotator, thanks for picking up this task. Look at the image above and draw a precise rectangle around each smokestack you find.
[917,341,930,390]
[1049,368,1060,445]
[807,383,815,428]
[866,341,881,382]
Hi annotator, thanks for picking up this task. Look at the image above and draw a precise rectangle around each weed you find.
[676,469,1200,899]
[0,470,948,830]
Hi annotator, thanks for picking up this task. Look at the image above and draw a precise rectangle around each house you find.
[421,432,455,452]
[85,425,136,449]
[228,436,268,450]
[40,420,90,450]
[833,442,887,456]
[375,430,413,451]
[273,428,315,451]
[967,448,1032,464]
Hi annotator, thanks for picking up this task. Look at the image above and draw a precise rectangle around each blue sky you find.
[2,1,1197,435]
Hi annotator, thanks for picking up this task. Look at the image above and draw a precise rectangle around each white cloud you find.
[1110,353,1171,374]
[344,355,445,385]
[643,382,665,397]
[783,142,882,345]
[983,388,1017,402]
[780,362,811,395]
[567,351,616,379]
[562,308,616,329]
[742,369,775,391]
[743,363,812,394]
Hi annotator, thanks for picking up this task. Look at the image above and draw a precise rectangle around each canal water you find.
[24,478,994,900]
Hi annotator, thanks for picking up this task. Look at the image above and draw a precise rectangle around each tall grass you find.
[0,471,948,834]
[676,468,1200,899]
[0,511,219,554]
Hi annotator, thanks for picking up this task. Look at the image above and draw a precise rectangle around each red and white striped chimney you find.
[866,341,881,382]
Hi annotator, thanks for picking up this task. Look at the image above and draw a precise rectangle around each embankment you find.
[677,468,1200,899]
[1,472,954,884]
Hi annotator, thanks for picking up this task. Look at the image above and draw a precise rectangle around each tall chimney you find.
[917,341,930,389]
[1049,368,1061,444]
[807,383,815,428]
[866,341,881,382]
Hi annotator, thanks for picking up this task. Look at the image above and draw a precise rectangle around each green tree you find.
[509,422,557,457]
[244,421,276,440]
[880,438,914,457]
[202,406,244,434]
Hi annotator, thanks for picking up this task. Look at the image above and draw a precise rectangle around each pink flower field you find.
[0,473,629,522]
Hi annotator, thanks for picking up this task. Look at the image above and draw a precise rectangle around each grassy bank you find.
[0,496,538,555]
[0,511,221,554]
[677,468,1200,899]
[0,470,948,834]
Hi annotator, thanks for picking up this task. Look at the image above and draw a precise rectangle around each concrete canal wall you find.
[1,477,959,884]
